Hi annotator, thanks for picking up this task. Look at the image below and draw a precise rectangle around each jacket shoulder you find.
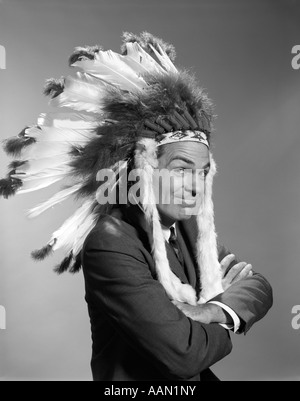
[83,214,145,259]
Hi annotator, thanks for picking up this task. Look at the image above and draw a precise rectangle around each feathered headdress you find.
[0,32,223,305]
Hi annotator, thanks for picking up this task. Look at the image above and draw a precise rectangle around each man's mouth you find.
[173,197,199,207]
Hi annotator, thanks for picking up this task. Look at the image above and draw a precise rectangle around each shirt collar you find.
[161,222,176,242]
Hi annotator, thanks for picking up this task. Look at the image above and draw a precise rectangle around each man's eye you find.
[200,169,209,178]
[173,168,186,174]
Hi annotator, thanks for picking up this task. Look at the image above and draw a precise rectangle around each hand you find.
[172,301,231,325]
[220,254,253,291]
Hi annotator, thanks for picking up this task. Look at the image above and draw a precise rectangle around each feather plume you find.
[12,165,72,181]
[16,175,66,195]
[0,177,23,198]
[50,91,104,114]
[72,209,98,256]
[148,43,178,74]
[3,134,36,156]
[69,254,82,273]
[37,111,98,130]
[50,198,96,254]
[44,77,65,99]
[31,243,54,260]
[19,141,75,160]
[54,252,74,274]
[69,45,103,67]
[73,50,147,92]
[31,199,95,262]
[27,126,95,144]
[62,75,107,105]
[27,183,82,218]
[125,42,164,75]
[15,155,71,176]
[8,160,27,170]
[121,31,176,62]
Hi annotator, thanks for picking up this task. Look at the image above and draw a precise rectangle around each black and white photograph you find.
[0,0,299,383]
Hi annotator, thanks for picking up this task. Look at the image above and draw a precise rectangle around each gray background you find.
[0,0,299,381]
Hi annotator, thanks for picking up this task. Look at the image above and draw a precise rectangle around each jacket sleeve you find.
[82,228,232,381]
[210,244,273,334]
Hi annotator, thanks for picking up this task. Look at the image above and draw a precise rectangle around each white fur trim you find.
[134,138,197,305]
[197,153,223,304]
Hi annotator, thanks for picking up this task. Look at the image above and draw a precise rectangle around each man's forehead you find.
[162,142,209,163]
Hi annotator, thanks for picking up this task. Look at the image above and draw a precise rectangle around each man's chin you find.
[176,210,193,220]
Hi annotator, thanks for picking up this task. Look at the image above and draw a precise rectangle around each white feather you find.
[15,155,71,175]
[20,141,74,160]
[50,199,95,254]
[149,44,178,74]
[125,43,165,75]
[12,166,71,182]
[50,91,103,114]
[27,126,96,143]
[73,50,147,92]
[37,111,98,130]
[17,176,65,194]
[27,183,82,218]
[72,211,98,256]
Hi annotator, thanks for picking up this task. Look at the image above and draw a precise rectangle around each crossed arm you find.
[173,249,273,333]
[83,228,272,379]
[82,231,233,380]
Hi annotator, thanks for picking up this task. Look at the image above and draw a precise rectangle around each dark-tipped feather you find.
[3,127,36,156]
[68,45,103,66]
[8,160,27,170]
[54,252,74,274]
[69,253,82,274]
[31,244,54,261]
[121,31,176,61]
[0,177,23,198]
[3,136,36,156]
[43,77,65,99]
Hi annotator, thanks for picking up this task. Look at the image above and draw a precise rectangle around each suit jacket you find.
[82,205,273,381]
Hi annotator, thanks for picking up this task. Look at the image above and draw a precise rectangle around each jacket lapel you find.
[176,225,197,288]
[118,205,199,288]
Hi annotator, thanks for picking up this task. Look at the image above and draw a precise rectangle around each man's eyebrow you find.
[168,156,195,166]
[168,156,211,169]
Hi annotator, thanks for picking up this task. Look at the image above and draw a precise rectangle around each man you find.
[0,32,273,381]
[82,140,272,381]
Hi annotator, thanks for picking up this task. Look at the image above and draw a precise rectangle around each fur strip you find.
[134,138,197,305]
[197,153,223,303]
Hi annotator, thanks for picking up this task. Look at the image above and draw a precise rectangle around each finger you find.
[232,264,253,283]
[248,270,253,277]
[225,261,248,282]
[220,254,236,271]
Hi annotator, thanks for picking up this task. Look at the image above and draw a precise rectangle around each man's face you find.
[153,141,210,227]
